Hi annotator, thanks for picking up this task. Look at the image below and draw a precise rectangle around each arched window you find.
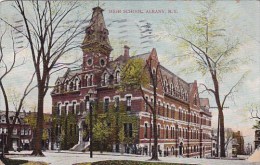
[103,73,107,86]
[157,125,160,138]
[69,82,73,91]
[64,80,69,92]
[115,71,120,83]
[164,80,167,92]
[74,79,78,90]
[166,126,169,139]
[89,75,93,86]
[170,83,173,95]
[78,80,81,89]
[85,75,88,87]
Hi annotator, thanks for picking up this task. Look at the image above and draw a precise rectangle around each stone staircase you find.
[70,141,90,152]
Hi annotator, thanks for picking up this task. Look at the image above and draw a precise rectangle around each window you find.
[57,82,60,93]
[85,75,88,86]
[157,101,160,115]
[144,123,148,138]
[69,82,73,91]
[103,73,107,86]
[74,79,78,90]
[151,124,153,138]
[12,129,17,135]
[89,75,93,86]
[171,127,174,139]
[166,105,169,117]
[100,58,105,67]
[166,126,169,139]
[170,84,173,95]
[57,103,61,116]
[163,103,165,116]
[126,96,131,111]
[85,96,90,111]
[64,80,69,92]
[145,96,148,112]
[104,98,109,112]
[114,97,119,111]
[115,71,120,83]
[65,103,69,115]
[87,58,93,66]
[171,107,175,119]
[72,102,76,114]
[124,123,133,137]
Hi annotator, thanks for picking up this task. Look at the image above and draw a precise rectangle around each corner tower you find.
[81,6,112,71]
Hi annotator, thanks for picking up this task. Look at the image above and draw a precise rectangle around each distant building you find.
[0,110,51,151]
[254,129,260,149]
[233,131,244,155]
[0,111,32,151]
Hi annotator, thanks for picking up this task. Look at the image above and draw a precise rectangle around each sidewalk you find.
[6,150,260,165]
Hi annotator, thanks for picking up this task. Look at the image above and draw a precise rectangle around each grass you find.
[0,158,48,165]
[75,160,193,165]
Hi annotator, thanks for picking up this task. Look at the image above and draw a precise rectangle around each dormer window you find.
[57,82,60,93]
[74,78,78,90]
[69,82,73,91]
[115,71,120,84]
[64,80,69,92]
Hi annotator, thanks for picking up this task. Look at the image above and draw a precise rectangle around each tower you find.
[81,6,112,71]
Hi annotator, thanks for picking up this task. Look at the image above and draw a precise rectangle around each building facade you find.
[51,6,212,158]
[254,130,260,149]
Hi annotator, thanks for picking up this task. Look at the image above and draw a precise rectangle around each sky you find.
[0,1,259,146]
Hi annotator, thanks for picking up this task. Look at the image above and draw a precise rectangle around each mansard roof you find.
[159,65,190,91]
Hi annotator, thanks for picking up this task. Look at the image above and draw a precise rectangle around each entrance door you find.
[179,142,183,155]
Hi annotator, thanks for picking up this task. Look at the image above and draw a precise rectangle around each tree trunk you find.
[219,109,225,157]
[31,86,44,156]
[151,111,158,160]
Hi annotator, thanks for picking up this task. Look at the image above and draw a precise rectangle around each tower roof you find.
[81,6,112,54]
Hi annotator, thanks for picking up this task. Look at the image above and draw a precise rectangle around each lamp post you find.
[87,89,95,158]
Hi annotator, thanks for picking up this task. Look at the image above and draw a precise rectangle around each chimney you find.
[124,45,130,59]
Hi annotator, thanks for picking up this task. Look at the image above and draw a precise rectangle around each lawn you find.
[0,158,48,165]
[75,160,193,165]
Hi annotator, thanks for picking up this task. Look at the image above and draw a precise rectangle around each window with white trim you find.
[126,96,131,111]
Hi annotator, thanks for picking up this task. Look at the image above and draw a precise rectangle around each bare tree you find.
[1,0,90,155]
[224,128,234,154]
[250,106,260,120]
[162,1,249,157]
[0,26,35,153]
